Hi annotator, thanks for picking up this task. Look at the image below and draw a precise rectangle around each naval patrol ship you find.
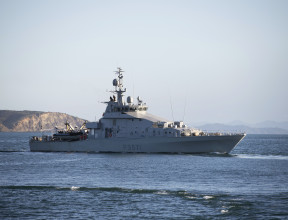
[30,68,245,153]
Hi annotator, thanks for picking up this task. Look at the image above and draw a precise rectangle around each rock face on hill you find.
[0,110,86,132]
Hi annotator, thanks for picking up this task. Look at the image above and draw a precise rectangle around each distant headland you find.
[0,110,86,132]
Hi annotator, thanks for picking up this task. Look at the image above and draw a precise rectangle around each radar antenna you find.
[115,67,124,78]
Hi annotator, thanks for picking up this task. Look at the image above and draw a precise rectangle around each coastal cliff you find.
[0,110,86,132]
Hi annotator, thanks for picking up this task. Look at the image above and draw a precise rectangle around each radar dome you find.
[127,96,133,104]
[113,79,119,86]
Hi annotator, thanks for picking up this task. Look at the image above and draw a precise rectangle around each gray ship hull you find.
[30,134,245,154]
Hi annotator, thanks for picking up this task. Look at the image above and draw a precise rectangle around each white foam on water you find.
[71,186,80,191]
[155,190,169,195]
[236,154,288,160]
[221,209,228,214]
[203,195,214,200]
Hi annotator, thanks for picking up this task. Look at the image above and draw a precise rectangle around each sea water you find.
[0,133,287,219]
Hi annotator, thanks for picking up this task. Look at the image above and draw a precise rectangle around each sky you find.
[0,0,287,124]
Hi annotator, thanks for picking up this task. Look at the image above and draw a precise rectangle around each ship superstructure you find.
[91,68,201,139]
[30,68,245,153]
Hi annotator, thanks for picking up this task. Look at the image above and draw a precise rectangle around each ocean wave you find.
[0,185,160,194]
[0,185,220,199]
[2,185,284,218]
[236,154,288,160]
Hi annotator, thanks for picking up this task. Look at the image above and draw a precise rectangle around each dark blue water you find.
[1,133,288,219]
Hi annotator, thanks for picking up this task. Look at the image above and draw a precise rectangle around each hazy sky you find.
[0,0,287,124]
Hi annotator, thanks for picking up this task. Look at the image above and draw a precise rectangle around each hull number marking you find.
[123,144,142,151]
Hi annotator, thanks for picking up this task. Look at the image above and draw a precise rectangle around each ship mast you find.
[113,67,126,106]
